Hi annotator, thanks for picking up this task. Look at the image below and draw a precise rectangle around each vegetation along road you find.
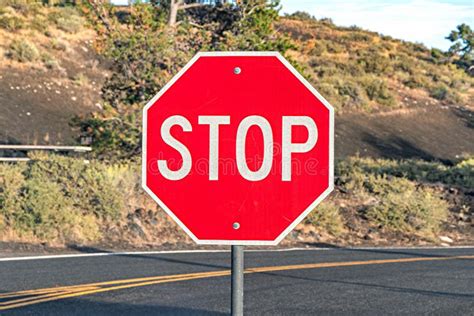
[0,247,473,315]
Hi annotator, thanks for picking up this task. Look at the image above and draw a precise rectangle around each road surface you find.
[0,247,473,315]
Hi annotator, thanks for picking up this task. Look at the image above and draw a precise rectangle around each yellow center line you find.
[0,286,101,307]
[244,255,474,273]
[0,288,69,299]
[0,272,232,311]
[0,270,230,299]
[0,254,472,311]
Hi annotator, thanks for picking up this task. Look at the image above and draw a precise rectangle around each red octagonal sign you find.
[142,52,334,245]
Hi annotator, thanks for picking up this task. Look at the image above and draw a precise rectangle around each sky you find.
[280,0,474,50]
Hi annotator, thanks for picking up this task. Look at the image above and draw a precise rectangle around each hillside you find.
[0,4,472,160]
[279,17,473,112]
[0,3,472,249]
[279,17,473,160]
[0,3,109,145]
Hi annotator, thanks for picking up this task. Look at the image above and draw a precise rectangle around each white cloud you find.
[110,0,129,5]
[281,0,474,50]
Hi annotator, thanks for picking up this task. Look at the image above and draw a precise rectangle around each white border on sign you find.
[142,51,335,246]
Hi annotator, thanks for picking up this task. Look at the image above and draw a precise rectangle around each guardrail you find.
[0,157,31,162]
[0,145,92,162]
[0,145,92,152]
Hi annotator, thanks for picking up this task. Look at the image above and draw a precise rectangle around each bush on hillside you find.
[0,155,464,244]
[41,52,60,69]
[49,38,67,51]
[0,163,24,230]
[361,76,395,106]
[0,154,138,243]
[335,160,452,237]
[1,0,42,15]
[363,176,448,235]
[306,202,345,236]
[338,156,474,189]
[30,14,49,33]
[7,39,40,62]
[56,15,82,33]
[47,7,83,33]
[429,84,462,103]
[285,11,315,21]
[0,14,24,31]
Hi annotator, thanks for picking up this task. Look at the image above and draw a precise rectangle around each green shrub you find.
[285,11,315,21]
[311,41,326,56]
[73,72,89,86]
[403,74,429,89]
[430,48,445,62]
[342,32,372,42]
[48,7,83,33]
[334,157,461,237]
[31,15,49,33]
[50,38,67,51]
[429,85,449,100]
[41,52,59,69]
[8,39,40,62]
[22,175,75,239]
[21,172,101,242]
[0,14,24,31]
[0,163,26,227]
[335,79,370,110]
[27,153,124,220]
[337,156,474,190]
[0,154,139,243]
[362,76,395,106]
[452,158,474,188]
[325,41,345,54]
[56,15,82,33]
[306,202,345,236]
[365,176,448,235]
[429,84,462,103]
[357,51,391,74]
[3,0,41,15]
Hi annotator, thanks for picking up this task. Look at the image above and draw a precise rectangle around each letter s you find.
[158,115,192,180]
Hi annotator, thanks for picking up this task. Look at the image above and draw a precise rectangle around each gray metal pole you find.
[231,245,244,316]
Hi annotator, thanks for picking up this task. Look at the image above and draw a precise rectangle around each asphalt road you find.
[0,247,473,315]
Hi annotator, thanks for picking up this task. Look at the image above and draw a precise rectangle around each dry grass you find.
[279,18,473,112]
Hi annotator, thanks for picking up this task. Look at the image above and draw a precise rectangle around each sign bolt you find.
[234,67,241,75]
[233,222,240,230]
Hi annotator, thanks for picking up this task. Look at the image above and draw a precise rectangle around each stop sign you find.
[142,52,334,245]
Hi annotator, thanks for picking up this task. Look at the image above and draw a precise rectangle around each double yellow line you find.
[0,270,231,311]
[1,254,472,311]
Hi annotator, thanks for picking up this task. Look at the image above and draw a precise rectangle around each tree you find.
[285,11,315,21]
[77,0,296,159]
[217,0,293,52]
[447,23,473,73]
[167,0,203,26]
[158,0,205,27]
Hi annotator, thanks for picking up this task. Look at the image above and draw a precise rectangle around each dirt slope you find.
[0,5,109,146]
[0,48,106,145]
[336,105,474,161]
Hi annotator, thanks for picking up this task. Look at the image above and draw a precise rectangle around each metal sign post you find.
[231,245,244,316]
